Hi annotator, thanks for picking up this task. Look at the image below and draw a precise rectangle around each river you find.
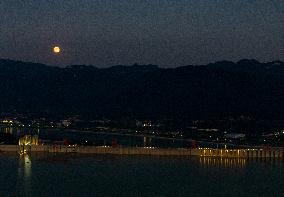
[0,153,283,196]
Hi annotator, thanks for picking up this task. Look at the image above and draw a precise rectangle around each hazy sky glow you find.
[0,0,283,67]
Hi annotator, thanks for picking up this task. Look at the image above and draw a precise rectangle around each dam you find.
[0,145,283,158]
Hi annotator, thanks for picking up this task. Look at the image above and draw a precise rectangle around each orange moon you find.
[53,46,61,53]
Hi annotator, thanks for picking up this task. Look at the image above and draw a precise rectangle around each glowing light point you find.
[53,46,61,53]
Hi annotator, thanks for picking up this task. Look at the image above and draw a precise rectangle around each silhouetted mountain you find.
[0,58,284,120]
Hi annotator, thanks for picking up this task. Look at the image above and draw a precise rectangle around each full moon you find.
[53,46,61,53]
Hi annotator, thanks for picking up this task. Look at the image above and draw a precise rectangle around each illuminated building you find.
[18,135,39,146]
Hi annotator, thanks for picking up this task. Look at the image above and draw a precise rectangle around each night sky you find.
[0,0,283,67]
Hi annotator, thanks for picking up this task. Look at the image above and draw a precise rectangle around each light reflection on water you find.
[198,156,284,169]
[23,154,31,178]
[4,127,13,134]
[18,154,32,196]
[199,157,247,168]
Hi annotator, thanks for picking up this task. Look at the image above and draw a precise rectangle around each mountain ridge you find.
[0,58,284,120]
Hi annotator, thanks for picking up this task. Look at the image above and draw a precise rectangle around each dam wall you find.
[72,146,284,158]
[0,145,283,158]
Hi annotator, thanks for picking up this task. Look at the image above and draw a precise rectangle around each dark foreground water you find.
[0,154,283,197]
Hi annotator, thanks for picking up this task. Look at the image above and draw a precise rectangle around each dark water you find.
[1,126,191,148]
[1,127,237,148]
[0,154,283,197]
